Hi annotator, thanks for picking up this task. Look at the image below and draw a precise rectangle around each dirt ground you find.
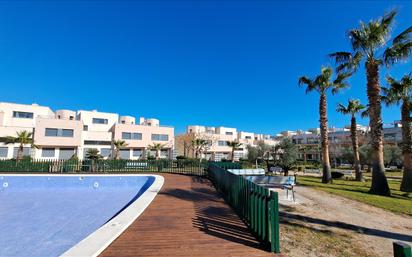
[273,186,412,257]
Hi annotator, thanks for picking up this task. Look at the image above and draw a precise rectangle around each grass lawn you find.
[297,175,412,216]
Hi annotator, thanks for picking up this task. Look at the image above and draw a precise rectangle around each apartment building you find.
[180,125,279,161]
[0,102,174,160]
[286,122,402,163]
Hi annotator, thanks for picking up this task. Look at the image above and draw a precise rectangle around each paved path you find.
[101,174,282,257]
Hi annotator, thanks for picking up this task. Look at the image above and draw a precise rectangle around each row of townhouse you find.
[0,102,174,160]
[176,125,279,161]
[285,122,402,163]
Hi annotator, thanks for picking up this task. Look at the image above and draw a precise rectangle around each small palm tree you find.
[113,140,128,160]
[85,148,102,172]
[227,141,242,162]
[329,10,412,195]
[191,138,209,159]
[383,74,412,192]
[336,99,366,181]
[2,130,37,161]
[148,143,166,160]
[299,67,351,183]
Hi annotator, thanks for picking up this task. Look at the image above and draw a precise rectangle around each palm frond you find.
[393,26,412,44]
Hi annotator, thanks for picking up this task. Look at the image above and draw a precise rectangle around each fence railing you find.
[208,164,280,253]
[0,159,208,176]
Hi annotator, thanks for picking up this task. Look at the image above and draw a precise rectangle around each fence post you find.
[394,242,412,257]
[269,191,280,253]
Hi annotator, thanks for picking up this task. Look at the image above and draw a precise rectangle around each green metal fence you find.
[208,164,280,253]
[0,159,208,176]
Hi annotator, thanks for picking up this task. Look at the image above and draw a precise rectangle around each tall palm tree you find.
[113,140,128,160]
[336,99,366,181]
[148,143,166,160]
[2,130,37,161]
[227,141,242,162]
[329,10,412,195]
[382,74,412,192]
[299,67,351,183]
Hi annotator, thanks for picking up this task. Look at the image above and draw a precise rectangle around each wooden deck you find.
[100,173,282,257]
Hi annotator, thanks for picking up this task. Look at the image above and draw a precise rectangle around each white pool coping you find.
[1,173,164,257]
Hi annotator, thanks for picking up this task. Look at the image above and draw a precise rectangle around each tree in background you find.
[383,145,402,167]
[85,148,103,172]
[227,141,242,162]
[1,130,37,161]
[272,138,298,176]
[148,143,166,160]
[336,99,366,181]
[330,10,412,195]
[299,67,351,183]
[383,74,412,192]
[113,140,128,160]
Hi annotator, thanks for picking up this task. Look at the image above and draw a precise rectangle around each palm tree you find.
[113,140,128,160]
[227,141,242,162]
[1,130,37,161]
[299,67,351,183]
[85,148,103,172]
[191,138,209,159]
[336,99,366,181]
[382,74,412,192]
[148,143,166,160]
[329,10,412,195]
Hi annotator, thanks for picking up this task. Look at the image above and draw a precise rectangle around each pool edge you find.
[60,174,164,257]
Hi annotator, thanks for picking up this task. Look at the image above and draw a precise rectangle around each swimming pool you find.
[0,174,164,257]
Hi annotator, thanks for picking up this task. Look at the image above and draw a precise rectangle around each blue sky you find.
[0,1,411,134]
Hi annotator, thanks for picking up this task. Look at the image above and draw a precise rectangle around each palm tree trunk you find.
[400,101,412,192]
[232,148,235,162]
[17,144,23,161]
[115,149,119,160]
[366,61,390,195]
[351,115,362,181]
[319,92,332,183]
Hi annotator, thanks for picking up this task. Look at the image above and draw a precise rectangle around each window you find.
[122,132,131,140]
[161,149,169,157]
[92,118,108,124]
[69,116,74,120]
[45,128,74,137]
[62,129,74,137]
[59,148,75,160]
[120,149,130,159]
[218,141,228,146]
[151,134,169,141]
[133,149,142,157]
[122,132,142,140]
[0,147,8,157]
[132,133,142,140]
[45,128,58,137]
[83,125,88,131]
[13,147,30,158]
[41,148,55,158]
[13,111,33,119]
[100,148,111,157]
[225,132,233,135]
[245,136,252,139]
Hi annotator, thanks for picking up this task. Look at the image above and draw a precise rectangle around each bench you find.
[246,175,296,202]
[227,168,265,176]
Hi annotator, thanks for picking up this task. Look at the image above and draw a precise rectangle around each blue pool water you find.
[0,175,154,257]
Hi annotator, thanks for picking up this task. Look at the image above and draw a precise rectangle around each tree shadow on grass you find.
[280,210,412,242]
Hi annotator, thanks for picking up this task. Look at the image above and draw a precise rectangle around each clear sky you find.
[0,1,411,134]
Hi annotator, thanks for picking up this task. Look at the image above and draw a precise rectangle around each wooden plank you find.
[100,173,284,257]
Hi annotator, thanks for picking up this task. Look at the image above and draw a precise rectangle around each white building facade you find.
[0,102,174,160]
